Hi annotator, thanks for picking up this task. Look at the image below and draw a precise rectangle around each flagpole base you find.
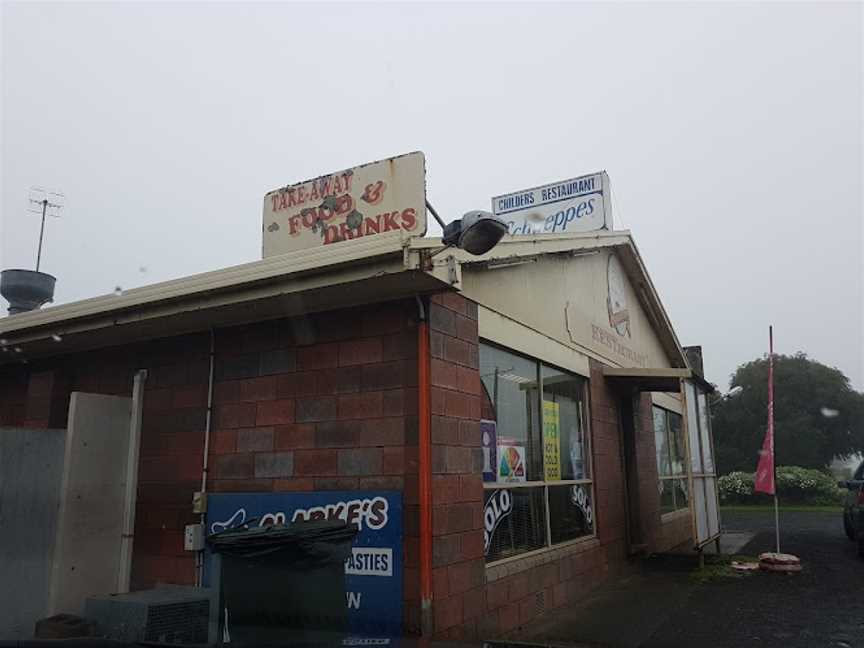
[759,552,801,573]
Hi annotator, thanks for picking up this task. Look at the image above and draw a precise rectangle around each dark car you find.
[841,460,864,556]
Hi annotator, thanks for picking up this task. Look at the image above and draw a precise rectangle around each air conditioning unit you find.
[85,586,213,644]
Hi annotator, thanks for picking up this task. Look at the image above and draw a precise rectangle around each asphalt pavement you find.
[507,509,863,648]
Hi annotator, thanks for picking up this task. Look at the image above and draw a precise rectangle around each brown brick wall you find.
[206,300,421,629]
[427,293,486,639]
[0,291,688,638]
[0,364,30,427]
[0,300,421,598]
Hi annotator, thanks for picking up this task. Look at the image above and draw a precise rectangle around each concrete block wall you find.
[0,365,28,426]
[205,300,421,630]
[0,300,421,600]
[0,292,687,639]
[426,293,485,639]
[0,334,213,588]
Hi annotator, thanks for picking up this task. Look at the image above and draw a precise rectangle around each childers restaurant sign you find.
[262,151,427,257]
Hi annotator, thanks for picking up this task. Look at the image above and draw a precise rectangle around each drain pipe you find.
[196,328,216,586]
[416,295,433,636]
[118,368,148,593]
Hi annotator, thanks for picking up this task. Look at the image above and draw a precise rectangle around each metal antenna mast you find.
[27,187,65,271]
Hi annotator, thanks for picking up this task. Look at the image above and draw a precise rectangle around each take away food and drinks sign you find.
[491,171,611,237]
[262,152,427,257]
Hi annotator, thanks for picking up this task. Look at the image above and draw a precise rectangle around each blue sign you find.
[205,490,402,636]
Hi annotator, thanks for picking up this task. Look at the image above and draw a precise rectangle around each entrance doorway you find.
[618,392,646,554]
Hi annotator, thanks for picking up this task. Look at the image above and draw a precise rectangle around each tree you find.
[712,353,864,474]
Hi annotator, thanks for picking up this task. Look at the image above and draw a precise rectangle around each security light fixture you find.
[426,201,508,256]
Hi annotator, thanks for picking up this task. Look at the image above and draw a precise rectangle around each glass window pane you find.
[479,345,541,481]
[653,406,671,477]
[541,366,589,481]
[484,486,548,562]
[674,478,689,510]
[685,381,703,473]
[697,391,715,474]
[669,412,685,476]
[659,479,676,514]
[549,484,594,543]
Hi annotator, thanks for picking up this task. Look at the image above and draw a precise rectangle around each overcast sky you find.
[1,1,861,390]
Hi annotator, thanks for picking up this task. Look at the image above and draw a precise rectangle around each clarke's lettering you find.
[291,496,389,530]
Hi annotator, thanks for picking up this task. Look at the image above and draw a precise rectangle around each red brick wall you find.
[426,293,485,639]
[206,300,420,629]
[0,364,29,426]
[0,292,684,639]
[0,333,212,586]
[0,299,421,599]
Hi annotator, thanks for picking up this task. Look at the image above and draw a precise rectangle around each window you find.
[480,343,594,563]
[653,405,688,514]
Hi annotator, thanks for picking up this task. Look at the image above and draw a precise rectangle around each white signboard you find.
[262,151,427,257]
[491,171,611,237]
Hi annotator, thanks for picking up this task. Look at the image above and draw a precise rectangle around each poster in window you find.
[481,419,498,483]
[543,401,561,481]
[498,445,526,482]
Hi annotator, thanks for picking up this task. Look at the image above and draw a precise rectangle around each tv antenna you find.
[27,187,65,272]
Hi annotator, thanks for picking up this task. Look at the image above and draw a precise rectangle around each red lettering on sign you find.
[364,216,380,235]
[401,208,417,231]
[288,215,301,236]
[301,208,317,228]
[382,211,400,232]
[339,223,358,241]
[335,194,354,216]
[324,225,340,244]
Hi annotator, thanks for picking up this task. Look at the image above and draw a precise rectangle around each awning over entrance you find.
[601,367,691,393]
[601,366,715,394]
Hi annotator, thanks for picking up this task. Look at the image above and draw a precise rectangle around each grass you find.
[720,504,841,513]
[689,554,760,583]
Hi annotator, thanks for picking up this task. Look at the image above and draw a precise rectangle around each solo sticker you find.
[570,485,594,529]
[483,489,513,554]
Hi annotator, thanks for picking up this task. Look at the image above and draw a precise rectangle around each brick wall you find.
[206,300,420,629]
[0,291,688,639]
[426,293,485,639]
[0,364,29,427]
[0,333,212,587]
[0,299,421,600]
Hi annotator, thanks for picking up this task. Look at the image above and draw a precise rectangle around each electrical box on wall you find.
[184,524,204,552]
[192,491,207,514]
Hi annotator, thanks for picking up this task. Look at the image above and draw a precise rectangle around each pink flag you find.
[754,327,775,495]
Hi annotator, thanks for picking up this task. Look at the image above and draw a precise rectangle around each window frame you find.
[480,341,597,566]
[653,404,688,516]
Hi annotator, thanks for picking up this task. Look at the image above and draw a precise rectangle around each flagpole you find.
[769,325,780,554]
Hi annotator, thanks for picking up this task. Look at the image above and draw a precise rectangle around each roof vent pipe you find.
[0,269,56,315]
